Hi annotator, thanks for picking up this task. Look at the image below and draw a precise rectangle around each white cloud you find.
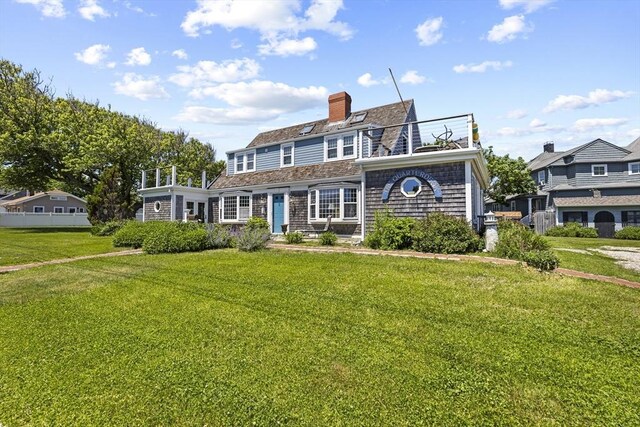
[400,70,427,85]
[487,15,532,43]
[122,0,155,16]
[453,60,513,73]
[505,109,527,119]
[499,0,555,13]
[169,58,261,88]
[107,62,116,69]
[573,118,628,132]
[113,73,169,100]
[78,0,110,21]
[357,73,386,87]
[172,49,188,60]
[174,81,327,125]
[529,118,546,128]
[415,17,443,46]
[543,89,634,113]
[258,36,317,57]
[74,44,111,66]
[231,39,243,49]
[125,47,152,66]
[180,0,353,56]
[628,129,640,138]
[15,0,65,18]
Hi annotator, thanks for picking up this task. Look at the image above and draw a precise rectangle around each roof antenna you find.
[389,68,408,115]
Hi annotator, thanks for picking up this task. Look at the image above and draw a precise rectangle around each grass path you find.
[0,249,142,273]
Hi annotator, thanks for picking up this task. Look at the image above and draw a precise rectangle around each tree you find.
[483,146,537,204]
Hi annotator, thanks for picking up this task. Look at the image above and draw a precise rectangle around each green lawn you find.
[545,236,640,283]
[0,228,121,266]
[1,250,638,425]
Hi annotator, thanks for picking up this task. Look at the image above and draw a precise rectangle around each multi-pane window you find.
[327,138,338,160]
[282,144,293,166]
[537,170,545,183]
[234,151,256,173]
[186,201,194,214]
[630,162,640,175]
[308,187,358,221]
[239,195,250,220]
[563,211,587,226]
[222,195,251,221]
[622,211,640,226]
[33,206,44,213]
[592,164,607,176]
[325,133,357,161]
[246,153,255,171]
[236,154,244,172]
[53,207,64,213]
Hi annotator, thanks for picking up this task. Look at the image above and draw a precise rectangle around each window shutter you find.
[581,212,588,225]
[621,211,628,222]
[562,212,569,223]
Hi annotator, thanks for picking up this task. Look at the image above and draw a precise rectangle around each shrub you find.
[205,224,234,249]
[237,227,271,252]
[112,221,157,248]
[364,209,415,250]
[91,220,127,236]
[495,223,549,261]
[319,231,337,246]
[412,212,483,254]
[523,250,559,271]
[142,222,208,254]
[245,216,270,231]
[545,222,598,238]
[615,226,640,240]
[285,231,304,244]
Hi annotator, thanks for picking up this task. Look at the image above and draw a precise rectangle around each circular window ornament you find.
[153,201,161,212]
[400,177,422,198]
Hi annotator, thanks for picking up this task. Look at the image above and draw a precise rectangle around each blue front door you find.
[272,194,285,233]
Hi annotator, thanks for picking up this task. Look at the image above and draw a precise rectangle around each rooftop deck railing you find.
[141,166,209,190]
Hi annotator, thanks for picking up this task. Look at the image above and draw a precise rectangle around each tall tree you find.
[483,146,537,204]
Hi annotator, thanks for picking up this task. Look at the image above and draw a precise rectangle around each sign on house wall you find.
[381,169,443,202]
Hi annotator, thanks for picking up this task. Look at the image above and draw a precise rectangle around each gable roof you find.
[624,136,640,161]
[528,138,631,171]
[246,99,413,149]
[0,190,86,207]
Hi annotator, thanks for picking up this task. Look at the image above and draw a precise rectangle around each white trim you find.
[629,161,640,175]
[53,206,64,214]
[154,201,161,212]
[537,170,545,184]
[209,174,361,196]
[308,185,360,223]
[281,143,294,168]
[234,149,256,174]
[68,207,77,214]
[400,176,423,198]
[591,164,608,176]
[170,193,176,221]
[324,131,357,162]
[220,193,253,223]
[33,205,45,213]
[464,161,472,222]
[360,172,366,240]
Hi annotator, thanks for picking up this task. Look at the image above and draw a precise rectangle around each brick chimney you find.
[543,141,554,153]
[328,91,351,123]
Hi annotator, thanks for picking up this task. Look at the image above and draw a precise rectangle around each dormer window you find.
[299,124,314,135]
[234,150,256,173]
[352,112,367,123]
[324,132,357,162]
[537,170,545,184]
[629,162,640,175]
[281,143,294,167]
[592,164,607,176]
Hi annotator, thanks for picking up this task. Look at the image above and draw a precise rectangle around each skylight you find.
[300,124,315,135]
[352,112,367,123]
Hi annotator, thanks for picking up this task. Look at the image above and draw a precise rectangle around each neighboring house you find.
[0,190,88,214]
[490,138,640,237]
[139,92,489,239]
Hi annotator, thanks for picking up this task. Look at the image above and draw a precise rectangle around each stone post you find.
[484,211,498,252]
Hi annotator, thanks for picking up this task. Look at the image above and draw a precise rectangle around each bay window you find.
[308,187,358,221]
[221,194,252,221]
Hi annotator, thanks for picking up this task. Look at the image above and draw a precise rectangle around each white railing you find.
[141,165,209,190]
[0,212,91,227]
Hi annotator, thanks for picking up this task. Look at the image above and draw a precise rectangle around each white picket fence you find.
[0,212,91,227]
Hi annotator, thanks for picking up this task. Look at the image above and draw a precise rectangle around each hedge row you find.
[545,222,598,238]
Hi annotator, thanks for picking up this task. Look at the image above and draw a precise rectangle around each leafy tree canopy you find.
[483,146,537,205]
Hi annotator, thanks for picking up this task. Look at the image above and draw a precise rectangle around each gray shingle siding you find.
[294,136,324,166]
[574,162,636,187]
[256,146,280,171]
[144,195,171,221]
[572,140,629,162]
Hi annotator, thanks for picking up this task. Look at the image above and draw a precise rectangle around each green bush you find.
[523,250,560,271]
[545,222,598,238]
[237,227,271,252]
[285,231,304,244]
[206,224,234,249]
[245,216,270,231]
[319,231,337,246]
[412,212,483,254]
[142,222,208,254]
[495,223,549,261]
[364,209,416,250]
[112,221,157,248]
[91,220,127,236]
[615,226,640,240]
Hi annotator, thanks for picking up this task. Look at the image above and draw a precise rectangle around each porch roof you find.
[554,195,640,207]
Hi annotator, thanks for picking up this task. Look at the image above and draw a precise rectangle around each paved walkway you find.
[0,249,143,273]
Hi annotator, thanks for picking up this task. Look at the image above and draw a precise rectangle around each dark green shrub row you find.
[363,210,482,254]
[285,231,304,244]
[523,250,560,271]
[91,220,127,236]
[495,222,558,271]
[112,221,160,248]
[319,231,337,246]
[615,226,640,240]
[236,227,271,252]
[245,216,270,231]
[545,222,598,238]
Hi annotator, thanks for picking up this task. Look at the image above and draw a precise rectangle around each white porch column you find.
[201,170,207,189]
[464,161,473,222]
[171,166,177,186]
[141,170,146,189]
[527,197,532,218]
[155,168,161,187]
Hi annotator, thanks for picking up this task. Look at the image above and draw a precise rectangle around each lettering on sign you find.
[381,169,443,202]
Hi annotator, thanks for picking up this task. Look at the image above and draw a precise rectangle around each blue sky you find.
[1,0,638,161]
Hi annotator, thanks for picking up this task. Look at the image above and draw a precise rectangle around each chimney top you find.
[543,141,554,153]
[328,91,352,123]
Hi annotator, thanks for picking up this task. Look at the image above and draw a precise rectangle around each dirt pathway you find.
[0,249,143,273]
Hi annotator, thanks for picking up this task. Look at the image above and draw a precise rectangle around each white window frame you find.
[220,194,252,223]
[537,170,545,184]
[592,164,607,176]
[324,132,357,162]
[629,162,640,175]
[68,207,77,214]
[50,195,67,201]
[33,206,45,213]
[78,207,86,213]
[234,150,256,174]
[281,143,294,167]
[510,201,516,211]
[400,177,422,198]
[53,206,64,213]
[308,186,359,223]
